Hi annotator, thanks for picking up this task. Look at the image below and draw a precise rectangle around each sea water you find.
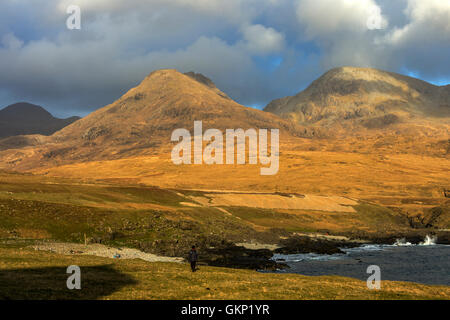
[268,235,450,286]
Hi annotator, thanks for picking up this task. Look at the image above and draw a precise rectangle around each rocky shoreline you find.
[25,229,449,271]
[339,230,450,245]
[191,236,362,271]
[37,229,449,271]
[195,230,450,271]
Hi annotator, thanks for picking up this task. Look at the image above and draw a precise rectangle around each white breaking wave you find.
[271,235,440,263]
[342,244,386,254]
[271,252,344,263]
[391,235,437,247]
[393,238,413,246]
[419,235,437,246]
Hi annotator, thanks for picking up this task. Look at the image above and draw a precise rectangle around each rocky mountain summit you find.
[265,67,450,129]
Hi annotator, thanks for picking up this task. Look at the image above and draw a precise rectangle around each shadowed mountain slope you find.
[0,103,80,138]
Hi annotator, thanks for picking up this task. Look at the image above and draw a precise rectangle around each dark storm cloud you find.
[0,0,449,118]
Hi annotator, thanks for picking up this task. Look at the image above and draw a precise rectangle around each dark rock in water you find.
[437,231,450,245]
[274,236,355,255]
[200,244,288,271]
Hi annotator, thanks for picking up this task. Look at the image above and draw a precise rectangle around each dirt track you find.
[32,242,184,263]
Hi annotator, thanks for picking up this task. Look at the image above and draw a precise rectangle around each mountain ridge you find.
[0,67,447,194]
[264,66,450,128]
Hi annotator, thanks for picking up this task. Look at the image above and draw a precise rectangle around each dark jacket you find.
[188,249,198,262]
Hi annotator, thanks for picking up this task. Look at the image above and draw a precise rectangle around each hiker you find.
[188,246,198,272]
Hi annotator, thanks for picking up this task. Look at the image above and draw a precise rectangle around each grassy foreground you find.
[0,241,449,300]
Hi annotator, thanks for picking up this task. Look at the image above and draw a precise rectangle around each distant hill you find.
[0,70,316,168]
[0,102,80,138]
[265,67,450,129]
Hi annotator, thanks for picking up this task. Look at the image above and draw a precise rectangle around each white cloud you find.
[293,0,391,71]
[56,0,265,24]
[385,0,450,45]
[242,24,285,54]
[0,0,448,117]
[296,0,388,38]
[374,0,450,79]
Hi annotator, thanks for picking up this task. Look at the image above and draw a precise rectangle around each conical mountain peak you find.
[26,68,312,164]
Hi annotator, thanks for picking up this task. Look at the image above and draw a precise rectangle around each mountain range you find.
[0,67,448,174]
[0,70,320,168]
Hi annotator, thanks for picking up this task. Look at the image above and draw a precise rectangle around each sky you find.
[0,0,449,118]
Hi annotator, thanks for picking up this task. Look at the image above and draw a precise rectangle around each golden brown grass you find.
[34,141,449,199]
[0,171,422,240]
[0,242,449,300]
